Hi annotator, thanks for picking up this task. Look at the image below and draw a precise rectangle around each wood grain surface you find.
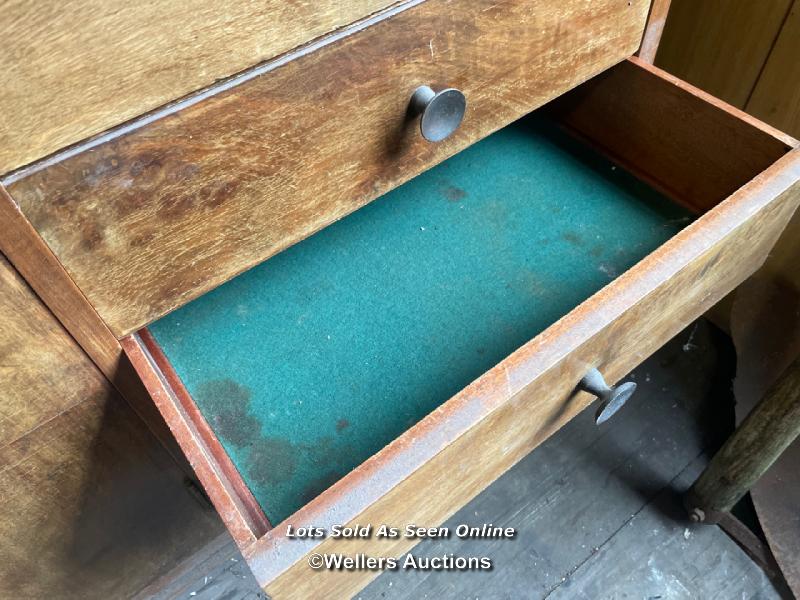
[0,184,195,472]
[255,149,800,599]
[0,0,395,175]
[637,0,671,62]
[747,1,800,138]
[0,185,121,375]
[548,58,796,214]
[122,60,800,595]
[655,0,794,108]
[0,255,223,599]
[6,0,651,338]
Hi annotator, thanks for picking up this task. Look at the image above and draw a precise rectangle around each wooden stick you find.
[686,354,800,521]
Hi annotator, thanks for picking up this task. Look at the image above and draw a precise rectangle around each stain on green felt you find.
[194,379,259,448]
[149,114,693,525]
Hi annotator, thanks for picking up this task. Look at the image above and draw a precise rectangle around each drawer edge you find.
[247,148,800,595]
[121,333,271,547]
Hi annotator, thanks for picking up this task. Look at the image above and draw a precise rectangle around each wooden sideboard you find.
[1,1,798,597]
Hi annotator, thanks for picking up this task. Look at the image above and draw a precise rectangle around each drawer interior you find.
[148,114,692,525]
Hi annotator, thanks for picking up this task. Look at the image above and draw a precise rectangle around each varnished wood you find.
[0,0,396,175]
[637,0,671,62]
[747,1,800,138]
[6,0,652,338]
[0,185,121,375]
[0,255,223,598]
[687,352,800,518]
[119,59,800,596]
[253,150,800,598]
[655,0,793,108]
[548,57,796,214]
[121,331,271,548]
[0,184,191,472]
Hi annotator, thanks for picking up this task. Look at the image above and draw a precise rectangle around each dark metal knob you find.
[578,368,637,425]
[409,85,466,142]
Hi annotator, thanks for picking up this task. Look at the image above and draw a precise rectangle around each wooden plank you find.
[548,57,796,214]
[747,2,800,140]
[0,0,395,174]
[5,0,652,338]
[637,0,671,62]
[0,255,224,598]
[256,149,800,598]
[0,184,190,471]
[654,0,792,108]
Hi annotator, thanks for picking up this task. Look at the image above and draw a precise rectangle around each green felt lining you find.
[149,115,691,525]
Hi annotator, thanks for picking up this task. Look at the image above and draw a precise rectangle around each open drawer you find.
[122,58,800,598]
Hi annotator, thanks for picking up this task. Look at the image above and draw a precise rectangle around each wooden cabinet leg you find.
[686,354,800,522]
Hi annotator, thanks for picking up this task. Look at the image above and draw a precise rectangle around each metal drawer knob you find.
[410,85,466,142]
[578,368,637,425]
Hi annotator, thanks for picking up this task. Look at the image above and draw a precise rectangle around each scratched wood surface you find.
[255,148,800,597]
[6,0,651,338]
[0,0,395,175]
[0,254,224,599]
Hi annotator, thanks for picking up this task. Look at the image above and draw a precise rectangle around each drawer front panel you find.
[7,0,651,338]
[0,0,395,174]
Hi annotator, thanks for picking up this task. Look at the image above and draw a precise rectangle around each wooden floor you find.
[149,321,779,599]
